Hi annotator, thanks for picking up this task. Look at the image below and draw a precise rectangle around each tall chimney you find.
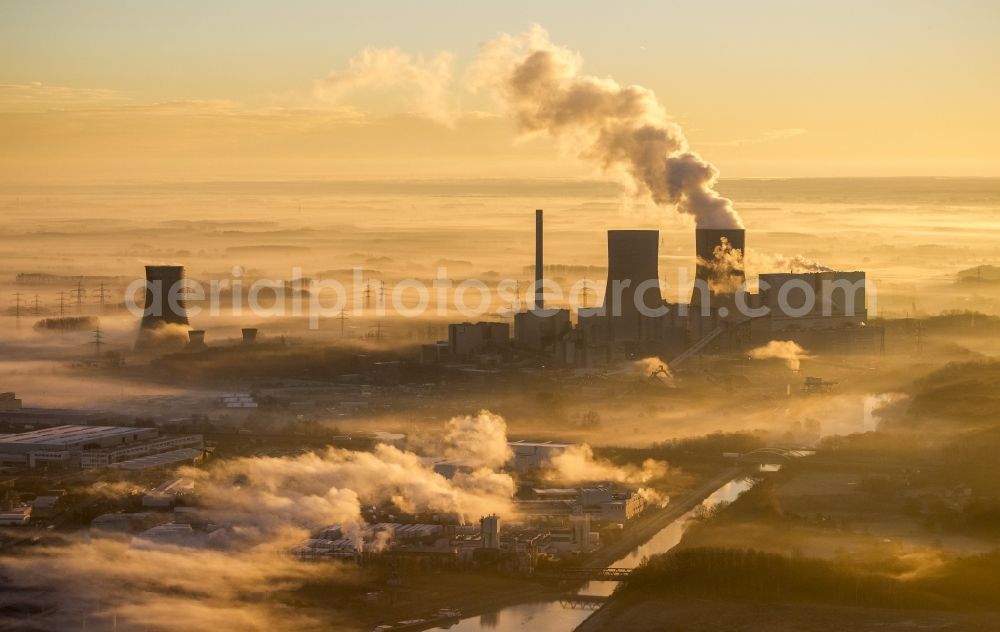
[534,209,544,310]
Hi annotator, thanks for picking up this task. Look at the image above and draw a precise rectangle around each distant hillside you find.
[906,360,1000,425]
[956,264,1000,284]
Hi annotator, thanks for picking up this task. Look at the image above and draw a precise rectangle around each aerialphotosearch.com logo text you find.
[125,266,873,328]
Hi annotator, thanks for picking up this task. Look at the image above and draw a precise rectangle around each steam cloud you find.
[697,236,747,293]
[442,409,513,469]
[2,412,518,631]
[749,340,813,370]
[183,419,517,539]
[631,357,675,386]
[315,47,456,125]
[1,410,673,629]
[545,443,669,486]
[471,25,742,228]
[751,252,832,274]
[2,537,336,631]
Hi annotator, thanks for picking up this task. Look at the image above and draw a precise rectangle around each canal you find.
[432,476,756,632]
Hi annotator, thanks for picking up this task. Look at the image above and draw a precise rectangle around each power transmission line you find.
[93,282,111,314]
[92,323,104,358]
[70,277,86,311]
[337,310,349,337]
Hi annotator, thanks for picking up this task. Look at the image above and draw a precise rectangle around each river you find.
[432,477,756,632]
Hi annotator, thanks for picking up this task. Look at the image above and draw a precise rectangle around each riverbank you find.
[582,467,744,569]
[354,467,748,632]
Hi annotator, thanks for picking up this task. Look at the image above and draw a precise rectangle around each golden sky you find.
[2,0,999,182]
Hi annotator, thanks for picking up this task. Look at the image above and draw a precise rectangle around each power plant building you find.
[448,321,509,358]
[447,209,879,370]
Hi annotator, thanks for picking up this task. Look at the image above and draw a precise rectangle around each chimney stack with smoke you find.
[689,228,746,341]
[473,26,744,229]
[534,209,544,310]
[692,228,746,303]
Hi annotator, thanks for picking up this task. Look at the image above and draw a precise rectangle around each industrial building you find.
[438,211,879,369]
[0,397,111,429]
[515,486,650,523]
[0,425,203,469]
[507,440,571,471]
[447,321,509,358]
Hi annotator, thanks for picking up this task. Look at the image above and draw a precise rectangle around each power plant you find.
[125,210,878,368]
[507,211,878,368]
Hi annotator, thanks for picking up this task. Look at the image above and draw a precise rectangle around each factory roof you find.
[112,448,204,471]
[0,425,150,447]
[532,488,578,496]
[508,440,572,448]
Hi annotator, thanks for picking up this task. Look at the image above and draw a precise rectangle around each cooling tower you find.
[241,328,258,344]
[602,230,663,340]
[692,228,746,304]
[187,329,206,349]
[140,265,189,328]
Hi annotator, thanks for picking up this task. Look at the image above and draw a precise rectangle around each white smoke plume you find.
[1,413,519,630]
[749,340,813,370]
[183,442,515,539]
[631,356,672,377]
[749,251,832,274]
[442,409,513,469]
[315,47,457,125]
[470,25,742,228]
[1,536,347,632]
[696,236,746,293]
[545,444,669,487]
[135,321,190,349]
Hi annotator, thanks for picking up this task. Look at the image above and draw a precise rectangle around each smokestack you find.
[534,209,544,310]
[692,228,746,304]
[602,230,662,340]
[241,328,258,345]
[140,265,189,329]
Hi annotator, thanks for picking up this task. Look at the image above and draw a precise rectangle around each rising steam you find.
[697,236,747,293]
[545,443,669,486]
[442,409,513,469]
[471,25,742,228]
[315,47,457,125]
[749,340,813,371]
